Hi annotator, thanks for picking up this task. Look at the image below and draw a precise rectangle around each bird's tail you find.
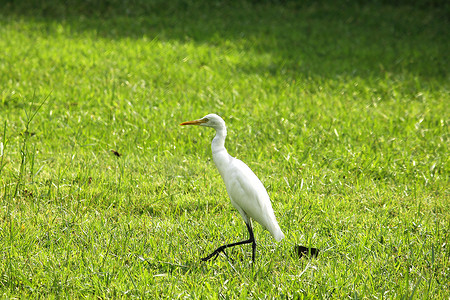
[271,224,285,242]
[263,215,284,241]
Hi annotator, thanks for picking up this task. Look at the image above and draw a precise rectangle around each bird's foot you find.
[294,245,320,258]
[201,246,227,262]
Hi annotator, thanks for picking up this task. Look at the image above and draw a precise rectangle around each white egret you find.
[180,114,284,262]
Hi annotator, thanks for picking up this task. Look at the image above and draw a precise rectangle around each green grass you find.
[1,0,449,298]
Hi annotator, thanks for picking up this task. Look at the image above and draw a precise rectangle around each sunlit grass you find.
[0,0,449,298]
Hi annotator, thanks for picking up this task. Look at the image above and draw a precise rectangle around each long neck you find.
[211,127,227,153]
[211,127,230,177]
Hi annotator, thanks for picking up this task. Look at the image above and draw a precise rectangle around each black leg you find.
[202,222,257,262]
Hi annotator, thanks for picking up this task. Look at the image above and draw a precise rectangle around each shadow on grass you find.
[139,255,204,275]
[2,0,449,83]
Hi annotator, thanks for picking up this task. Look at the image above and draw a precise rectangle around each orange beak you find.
[180,118,207,126]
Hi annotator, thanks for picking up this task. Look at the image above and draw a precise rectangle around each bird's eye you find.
[203,118,209,122]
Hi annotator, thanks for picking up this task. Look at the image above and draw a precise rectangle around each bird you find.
[180,113,284,262]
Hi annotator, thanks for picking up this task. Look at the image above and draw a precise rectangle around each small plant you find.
[0,121,7,177]
[13,93,49,198]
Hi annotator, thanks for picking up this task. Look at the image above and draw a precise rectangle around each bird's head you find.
[180,114,226,130]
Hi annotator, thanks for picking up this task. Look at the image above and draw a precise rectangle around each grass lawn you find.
[1,0,449,298]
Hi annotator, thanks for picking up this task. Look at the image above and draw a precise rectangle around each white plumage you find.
[180,113,284,262]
